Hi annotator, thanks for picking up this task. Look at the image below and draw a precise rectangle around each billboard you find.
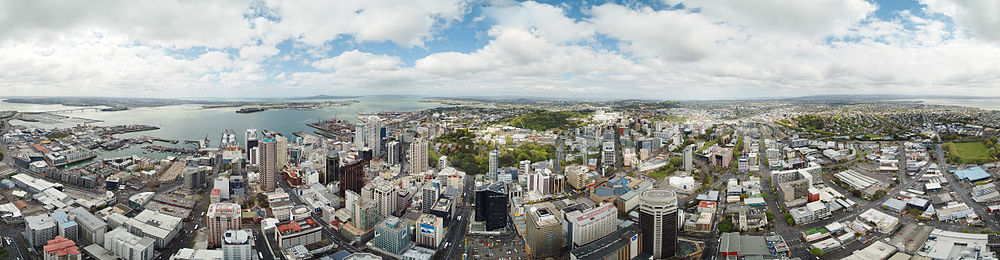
[420,224,435,237]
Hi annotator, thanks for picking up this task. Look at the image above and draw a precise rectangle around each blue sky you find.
[0,0,998,99]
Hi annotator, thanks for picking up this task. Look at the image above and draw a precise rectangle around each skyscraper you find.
[525,204,563,259]
[408,137,428,174]
[354,122,365,149]
[365,116,382,157]
[339,158,366,196]
[639,189,679,259]
[258,139,277,192]
[323,151,339,185]
[387,141,401,165]
[206,203,242,248]
[373,182,397,218]
[475,183,508,231]
[245,129,258,164]
[275,135,288,168]
[554,135,563,175]
[488,149,498,181]
[683,144,694,172]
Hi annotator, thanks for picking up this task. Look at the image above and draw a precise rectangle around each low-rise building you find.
[276,219,322,248]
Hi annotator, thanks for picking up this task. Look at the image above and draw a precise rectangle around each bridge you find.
[42,107,102,114]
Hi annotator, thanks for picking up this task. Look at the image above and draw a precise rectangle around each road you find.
[442,175,475,260]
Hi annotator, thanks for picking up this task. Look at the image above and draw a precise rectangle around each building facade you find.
[207,203,242,248]
[639,189,679,259]
[258,138,278,192]
[374,216,410,254]
[474,183,509,231]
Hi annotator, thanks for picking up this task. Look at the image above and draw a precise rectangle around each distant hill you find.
[787,94,990,101]
[285,95,360,100]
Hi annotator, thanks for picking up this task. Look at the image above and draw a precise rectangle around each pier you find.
[144,145,200,155]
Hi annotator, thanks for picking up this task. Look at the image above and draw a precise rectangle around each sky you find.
[1,0,999,100]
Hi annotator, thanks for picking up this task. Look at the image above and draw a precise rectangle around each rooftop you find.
[43,236,80,256]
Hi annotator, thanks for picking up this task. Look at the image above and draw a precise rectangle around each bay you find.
[1,96,443,161]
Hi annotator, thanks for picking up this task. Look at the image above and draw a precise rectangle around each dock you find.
[144,145,200,155]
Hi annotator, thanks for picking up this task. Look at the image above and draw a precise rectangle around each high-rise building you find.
[366,116,382,157]
[354,122,366,149]
[554,135,563,175]
[105,227,155,260]
[51,211,78,243]
[68,207,106,247]
[474,183,508,231]
[408,138,428,174]
[525,204,563,259]
[207,203,242,248]
[373,182,397,218]
[245,129,258,164]
[488,149,498,181]
[323,151,340,185]
[416,214,443,248]
[258,139,278,192]
[683,144,694,172]
[565,203,617,248]
[387,141,401,165]
[602,141,615,173]
[276,135,288,168]
[340,158,366,196]
[222,230,253,260]
[26,214,57,248]
[43,235,81,260]
[519,160,531,177]
[374,216,410,254]
[421,184,439,213]
[639,189,679,259]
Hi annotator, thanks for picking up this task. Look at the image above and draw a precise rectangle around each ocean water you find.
[1,96,443,161]
[908,99,1000,110]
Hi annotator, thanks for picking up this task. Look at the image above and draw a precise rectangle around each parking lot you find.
[467,233,528,260]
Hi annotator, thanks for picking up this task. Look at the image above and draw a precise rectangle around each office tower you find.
[249,147,259,166]
[245,129,258,163]
[276,135,288,167]
[105,227,155,260]
[222,230,253,260]
[614,125,623,170]
[387,141,401,165]
[525,204,563,259]
[258,139,277,192]
[69,207,106,247]
[554,135,563,175]
[26,214,57,248]
[374,182,397,218]
[519,160,531,177]
[601,141,615,175]
[565,203,617,248]
[374,216,410,254]
[474,183,508,231]
[214,176,230,200]
[683,144,693,172]
[324,151,340,185]
[43,235,81,260]
[421,184,439,213]
[366,116,382,156]
[352,198,379,231]
[639,189,679,259]
[339,158,366,196]
[354,122,365,149]
[408,137,428,174]
[207,203,242,248]
[488,149,498,181]
[416,214,444,248]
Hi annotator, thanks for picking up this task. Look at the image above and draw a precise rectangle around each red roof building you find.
[43,236,81,260]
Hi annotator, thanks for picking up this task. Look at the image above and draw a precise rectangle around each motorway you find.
[441,175,476,260]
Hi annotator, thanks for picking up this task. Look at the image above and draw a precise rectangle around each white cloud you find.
[486,1,594,43]
[267,0,470,47]
[239,45,281,62]
[666,0,876,39]
[589,4,736,61]
[312,50,402,71]
[921,0,1000,41]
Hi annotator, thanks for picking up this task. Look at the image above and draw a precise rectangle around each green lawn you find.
[947,141,994,163]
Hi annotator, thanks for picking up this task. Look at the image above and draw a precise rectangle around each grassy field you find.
[946,141,994,163]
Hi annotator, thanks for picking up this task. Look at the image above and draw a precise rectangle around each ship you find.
[237,107,267,113]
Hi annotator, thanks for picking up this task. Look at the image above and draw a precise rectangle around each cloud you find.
[589,4,736,61]
[666,0,876,39]
[921,0,1000,41]
[312,50,402,71]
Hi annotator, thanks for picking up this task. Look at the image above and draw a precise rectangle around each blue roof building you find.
[955,167,991,182]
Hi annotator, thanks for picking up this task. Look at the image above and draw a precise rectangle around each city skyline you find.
[1,0,999,99]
